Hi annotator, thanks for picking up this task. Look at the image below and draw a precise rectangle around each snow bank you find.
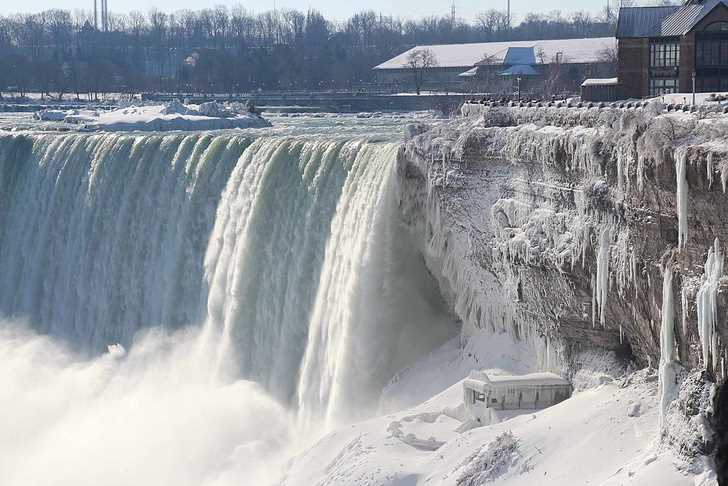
[283,368,708,486]
[35,102,271,132]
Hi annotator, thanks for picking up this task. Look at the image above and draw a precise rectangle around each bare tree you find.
[598,45,618,72]
[406,48,437,95]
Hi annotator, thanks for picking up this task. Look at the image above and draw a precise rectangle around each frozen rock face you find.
[398,105,728,383]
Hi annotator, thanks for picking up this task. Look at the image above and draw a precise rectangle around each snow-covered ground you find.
[35,101,270,131]
[654,92,728,106]
[278,326,715,486]
[284,365,709,486]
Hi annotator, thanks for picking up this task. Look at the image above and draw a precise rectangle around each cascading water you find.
[0,121,457,457]
[0,132,247,349]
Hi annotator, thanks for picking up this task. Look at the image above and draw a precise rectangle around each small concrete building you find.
[463,371,572,422]
[581,77,620,101]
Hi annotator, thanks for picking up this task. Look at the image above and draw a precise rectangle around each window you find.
[696,39,728,67]
[704,22,728,32]
[649,78,678,96]
[650,41,680,68]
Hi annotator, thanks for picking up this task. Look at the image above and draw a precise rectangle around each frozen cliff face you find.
[397,104,728,470]
[399,104,728,382]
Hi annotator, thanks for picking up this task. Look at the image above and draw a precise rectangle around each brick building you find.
[616,0,728,99]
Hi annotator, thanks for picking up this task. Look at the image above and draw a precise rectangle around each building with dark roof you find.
[615,0,728,98]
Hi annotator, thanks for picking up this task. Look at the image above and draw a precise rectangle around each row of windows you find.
[696,39,728,67]
[650,42,680,68]
[697,77,728,92]
[649,78,678,97]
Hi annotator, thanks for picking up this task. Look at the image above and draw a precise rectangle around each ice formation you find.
[38,102,271,131]
[658,264,678,432]
[676,149,689,250]
[696,239,724,370]
[594,227,611,328]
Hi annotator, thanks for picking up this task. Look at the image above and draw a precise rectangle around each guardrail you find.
[461,99,728,114]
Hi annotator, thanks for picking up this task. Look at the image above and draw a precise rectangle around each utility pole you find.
[507,0,512,39]
[93,0,98,30]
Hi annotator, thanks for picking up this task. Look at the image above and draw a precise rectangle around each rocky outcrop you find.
[397,104,728,474]
[398,103,728,383]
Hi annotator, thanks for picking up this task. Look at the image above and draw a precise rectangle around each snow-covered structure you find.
[463,371,572,420]
[373,37,616,93]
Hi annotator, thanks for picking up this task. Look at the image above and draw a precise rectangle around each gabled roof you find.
[616,6,680,38]
[617,0,728,38]
[662,0,728,36]
[373,37,616,70]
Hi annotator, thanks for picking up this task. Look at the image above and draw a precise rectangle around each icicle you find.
[637,154,645,192]
[707,152,714,189]
[595,228,611,327]
[676,150,689,250]
[619,324,624,344]
[696,238,723,370]
[658,264,678,433]
[617,148,624,194]
[681,286,688,340]
[591,273,597,328]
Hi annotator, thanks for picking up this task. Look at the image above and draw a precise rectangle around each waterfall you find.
[0,132,246,349]
[0,130,456,424]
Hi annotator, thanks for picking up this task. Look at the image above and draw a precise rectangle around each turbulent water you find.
[0,114,456,484]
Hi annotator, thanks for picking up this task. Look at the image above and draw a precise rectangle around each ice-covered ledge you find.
[398,105,728,382]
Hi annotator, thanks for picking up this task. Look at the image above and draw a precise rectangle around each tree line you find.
[0,6,618,98]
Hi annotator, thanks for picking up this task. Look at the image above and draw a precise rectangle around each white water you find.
[0,120,457,483]
[0,321,291,486]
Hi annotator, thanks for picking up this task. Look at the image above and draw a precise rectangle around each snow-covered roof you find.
[582,77,619,86]
[458,67,479,77]
[464,371,570,392]
[373,37,616,70]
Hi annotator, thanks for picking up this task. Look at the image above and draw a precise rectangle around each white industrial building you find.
[373,37,617,95]
[463,371,572,423]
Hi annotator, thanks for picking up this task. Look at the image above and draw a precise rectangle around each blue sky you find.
[1,0,610,21]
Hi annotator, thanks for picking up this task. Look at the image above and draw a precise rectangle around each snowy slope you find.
[282,369,708,486]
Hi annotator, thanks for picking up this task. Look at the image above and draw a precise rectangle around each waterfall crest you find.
[0,130,456,422]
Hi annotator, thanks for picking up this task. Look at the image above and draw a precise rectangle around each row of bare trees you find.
[0,6,617,98]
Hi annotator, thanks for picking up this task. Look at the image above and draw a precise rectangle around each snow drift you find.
[35,101,270,131]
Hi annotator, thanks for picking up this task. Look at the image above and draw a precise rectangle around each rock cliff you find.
[397,104,728,472]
